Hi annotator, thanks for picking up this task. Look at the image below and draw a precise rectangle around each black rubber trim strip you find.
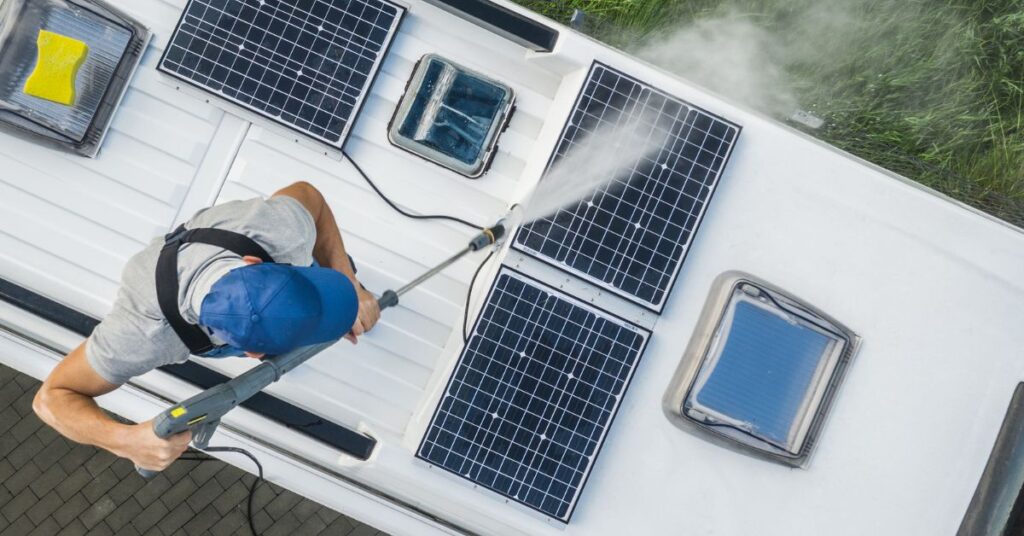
[958,382,1024,535]
[0,277,376,460]
[424,0,558,52]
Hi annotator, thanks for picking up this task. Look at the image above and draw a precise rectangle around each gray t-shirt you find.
[86,196,316,385]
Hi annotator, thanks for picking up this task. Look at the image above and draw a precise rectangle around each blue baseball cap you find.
[198,264,358,355]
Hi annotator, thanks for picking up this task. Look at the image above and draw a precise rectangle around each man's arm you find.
[273,181,380,341]
[33,341,191,471]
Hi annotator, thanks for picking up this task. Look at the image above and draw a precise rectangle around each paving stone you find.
[0,406,21,434]
[290,498,321,523]
[83,451,116,478]
[348,525,381,536]
[28,462,67,497]
[185,479,223,513]
[208,507,246,535]
[134,474,172,508]
[249,480,276,512]
[264,491,302,521]
[0,384,23,412]
[251,511,273,533]
[263,512,301,536]
[32,425,60,447]
[9,417,41,444]
[24,490,62,525]
[0,462,15,490]
[2,463,41,496]
[25,517,59,536]
[55,519,87,536]
[212,481,249,516]
[0,365,18,385]
[32,437,71,470]
[56,467,94,501]
[11,391,36,418]
[58,445,96,474]
[155,502,194,535]
[0,433,22,460]
[187,461,222,487]
[159,477,198,510]
[212,464,244,489]
[6,436,44,468]
[106,472,146,505]
[293,513,327,536]
[104,498,142,532]
[0,515,34,536]
[12,375,37,391]
[180,504,219,535]
[0,364,378,536]
[109,459,135,480]
[31,437,70,471]
[81,469,118,503]
[83,520,113,536]
[161,459,195,485]
[130,500,168,533]
[52,493,90,528]
[322,516,355,536]
[0,489,12,521]
[0,488,37,522]
[79,497,117,530]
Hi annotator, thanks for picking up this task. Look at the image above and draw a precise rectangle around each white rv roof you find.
[1,0,1022,534]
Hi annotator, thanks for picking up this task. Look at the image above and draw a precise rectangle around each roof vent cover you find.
[389,54,514,178]
[0,0,149,157]
[663,271,860,467]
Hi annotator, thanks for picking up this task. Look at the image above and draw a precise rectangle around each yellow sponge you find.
[23,30,89,106]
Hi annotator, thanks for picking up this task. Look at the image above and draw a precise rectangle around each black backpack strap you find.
[156,225,276,355]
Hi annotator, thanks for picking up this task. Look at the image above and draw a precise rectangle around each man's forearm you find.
[275,181,359,284]
[312,198,358,283]
[34,386,133,456]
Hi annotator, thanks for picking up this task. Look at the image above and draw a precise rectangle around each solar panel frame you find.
[158,0,405,148]
[513,61,741,313]
[417,267,651,522]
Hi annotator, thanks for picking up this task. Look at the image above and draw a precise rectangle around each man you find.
[32,181,380,472]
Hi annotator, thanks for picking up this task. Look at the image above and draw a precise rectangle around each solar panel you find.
[418,268,649,521]
[159,0,403,147]
[514,63,740,311]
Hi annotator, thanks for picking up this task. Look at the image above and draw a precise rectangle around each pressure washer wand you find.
[377,221,506,311]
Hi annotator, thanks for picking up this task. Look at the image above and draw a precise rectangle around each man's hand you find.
[345,285,381,344]
[117,421,192,471]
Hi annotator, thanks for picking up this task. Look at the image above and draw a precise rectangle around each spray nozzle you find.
[467,206,522,251]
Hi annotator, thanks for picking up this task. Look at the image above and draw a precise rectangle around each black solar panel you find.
[159,0,403,146]
[418,268,649,521]
[514,63,740,311]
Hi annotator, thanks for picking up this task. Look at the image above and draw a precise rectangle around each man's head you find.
[198,257,358,356]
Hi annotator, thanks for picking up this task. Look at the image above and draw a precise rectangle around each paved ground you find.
[0,363,387,536]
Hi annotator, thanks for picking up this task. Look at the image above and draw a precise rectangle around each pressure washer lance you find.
[136,220,508,478]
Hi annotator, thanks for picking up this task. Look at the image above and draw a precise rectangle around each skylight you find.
[663,272,859,467]
[389,54,514,178]
[0,0,149,157]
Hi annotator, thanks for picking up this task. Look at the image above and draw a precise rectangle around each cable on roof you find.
[342,151,485,231]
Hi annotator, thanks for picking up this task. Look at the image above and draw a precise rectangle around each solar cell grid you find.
[160,0,402,145]
[514,63,740,311]
[418,269,649,521]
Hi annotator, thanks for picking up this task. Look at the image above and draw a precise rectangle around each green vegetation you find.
[513,0,1024,225]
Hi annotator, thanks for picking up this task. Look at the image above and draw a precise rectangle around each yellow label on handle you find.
[170,407,187,418]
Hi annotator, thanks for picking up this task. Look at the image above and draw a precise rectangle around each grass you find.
[512,0,1024,226]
